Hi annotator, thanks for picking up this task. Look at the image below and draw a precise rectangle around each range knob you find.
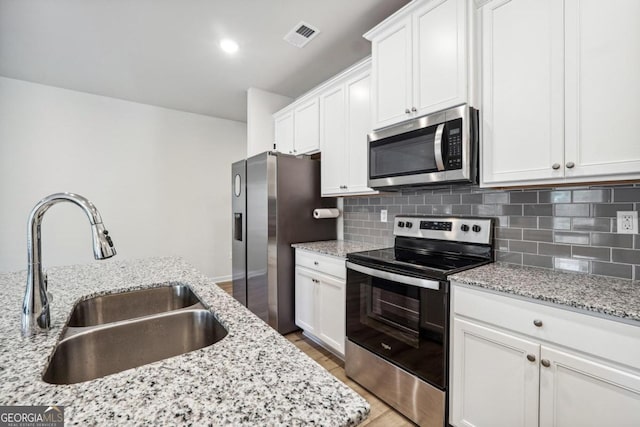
[398,221,405,228]
[406,222,413,229]
[460,224,470,232]
[472,225,482,233]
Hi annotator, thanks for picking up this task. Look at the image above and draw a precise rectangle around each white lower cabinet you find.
[450,285,640,427]
[294,249,346,357]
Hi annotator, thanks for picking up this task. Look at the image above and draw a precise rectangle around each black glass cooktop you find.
[347,247,490,281]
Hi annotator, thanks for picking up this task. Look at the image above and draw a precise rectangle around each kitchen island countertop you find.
[0,257,369,425]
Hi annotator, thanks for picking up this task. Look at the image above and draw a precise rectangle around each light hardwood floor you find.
[216,281,414,426]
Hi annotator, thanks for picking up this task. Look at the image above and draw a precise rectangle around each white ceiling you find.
[0,0,409,122]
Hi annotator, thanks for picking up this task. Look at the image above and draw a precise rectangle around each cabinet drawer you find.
[295,249,346,280]
[452,284,640,371]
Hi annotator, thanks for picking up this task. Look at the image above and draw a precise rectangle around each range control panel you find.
[394,216,493,245]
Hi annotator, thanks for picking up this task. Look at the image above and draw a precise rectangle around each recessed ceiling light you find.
[220,39,239,54]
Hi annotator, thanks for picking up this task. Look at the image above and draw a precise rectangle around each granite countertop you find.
[450,262,640,323]
[291,240,386,258]
[0,257,369,425]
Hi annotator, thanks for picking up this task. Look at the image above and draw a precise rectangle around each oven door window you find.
[346,268,447,389]
[369,125,439,179]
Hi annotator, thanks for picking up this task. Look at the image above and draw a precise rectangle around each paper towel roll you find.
[313,208,340,219]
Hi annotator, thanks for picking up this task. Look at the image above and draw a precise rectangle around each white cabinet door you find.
[539,346,640,427]
[481,0,564,185]
[345,71,375,195]
[451,318,540,427]
[274,111,294,155]
[294,267,317,334]
[564,0,640,179]
[317,273,346,356]
[320,85,347,196]
[413,0,467,116]
[294,98,320,154]
[371,17,412,129]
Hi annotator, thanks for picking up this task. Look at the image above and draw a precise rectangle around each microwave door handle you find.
[434,123,445,171]
[346,262,440,291]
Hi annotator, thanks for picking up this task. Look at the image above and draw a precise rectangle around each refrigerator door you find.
[231,160,247,306]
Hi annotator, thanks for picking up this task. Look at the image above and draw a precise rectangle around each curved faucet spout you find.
[22,192,116,336]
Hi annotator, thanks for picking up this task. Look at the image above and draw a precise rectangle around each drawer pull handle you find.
[541,359,551,368]
[526,354,536,362]
[314,261,319,266]
[533,319,543,327]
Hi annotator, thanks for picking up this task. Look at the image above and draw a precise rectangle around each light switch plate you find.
[617,211,638,234]
[380,209,387,223]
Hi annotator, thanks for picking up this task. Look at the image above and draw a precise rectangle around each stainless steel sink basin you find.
[43,309,227,384]
[67,284,201,326]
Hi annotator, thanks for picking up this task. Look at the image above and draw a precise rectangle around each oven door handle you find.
[434,123,446,171]
[346,262,441,291]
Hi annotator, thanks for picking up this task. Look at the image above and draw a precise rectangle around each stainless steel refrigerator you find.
[231,151,336,334]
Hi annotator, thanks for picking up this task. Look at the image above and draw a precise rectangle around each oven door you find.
[346,261,448,390]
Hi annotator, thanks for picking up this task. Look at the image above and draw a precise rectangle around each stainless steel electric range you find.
[345,215,494,427]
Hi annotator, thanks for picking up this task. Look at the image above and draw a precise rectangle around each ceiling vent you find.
[284,21,320,48]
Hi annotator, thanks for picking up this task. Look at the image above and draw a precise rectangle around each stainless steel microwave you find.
[367,104,478,190]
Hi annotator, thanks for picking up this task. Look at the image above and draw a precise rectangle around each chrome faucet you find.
[22,192,116,336]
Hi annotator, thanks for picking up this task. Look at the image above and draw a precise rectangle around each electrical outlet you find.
[380,209,388,223]
[617,211,638,234]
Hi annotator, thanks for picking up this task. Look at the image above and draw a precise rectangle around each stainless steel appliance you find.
[231,152,336,334]
[368,104,478,190]
[345,215,493,427]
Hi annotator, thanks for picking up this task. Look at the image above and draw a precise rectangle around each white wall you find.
[246,87,292,157]
[0,77,246,279]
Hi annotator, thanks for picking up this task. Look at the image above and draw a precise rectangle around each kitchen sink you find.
[43,285,228,385]
[67,284,201,326]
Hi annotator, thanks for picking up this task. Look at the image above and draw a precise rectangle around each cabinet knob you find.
[405,108,411,114]
[293,149,297,153]
[541,359,551,368]
[552,163,561,170]
[533,319,543,327]
[314,261,319,266]
[526,354,536,362]
[411,106,417,112]
[566,161,575,169]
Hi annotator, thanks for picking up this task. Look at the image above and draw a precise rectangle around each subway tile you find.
[496,251,522,264]
[359,198,370,205]
[611,249,640,265]
[592,203,634,217]
[539,190,571,203]
[494,239,509,251]
[509,191,538,204]
[442,194,461,204]
[554,231,590,245]
[484,192,509,204]
[636,265,640,280]
[452,205,472,215]
[554,204,590,217]
[591,233,633,248]
[523,229,553,242]
[393,196,408,204]
[416,205,433,214]
[387,205,402,214]
[432,186,452,194]
[614,188,640,202]
[572,189,611,203]
[571,217,610,232]
[539,217,572,230]
[509,216,538,229]
[524,204,553,216]
[433,205,453,215]
[495,228,523,240]
[539,243,572,257]
[509,240,538,254]
[424,194,442,204]
[591,262,633,279]
[401,204,417,214]
[472,205,499,216]
[367,197,381,205]
[461,193,483,204]
[501,205,524,215]
[523,254,553,269]
[408,195,424,204]
[571,246,611,261]
[635,235,640,249]
[451,185,474,194]
[554,258,589,273]
[494,216,510,227]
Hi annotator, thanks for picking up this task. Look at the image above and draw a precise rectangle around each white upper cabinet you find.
[366,0,469,130]
[273,97,320,156]
[274,110,294,155]
[481,0,640,187]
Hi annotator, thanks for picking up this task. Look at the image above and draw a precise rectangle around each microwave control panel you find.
[446,119,463,170]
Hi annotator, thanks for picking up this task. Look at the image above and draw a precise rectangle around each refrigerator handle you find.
[233,213,243,241]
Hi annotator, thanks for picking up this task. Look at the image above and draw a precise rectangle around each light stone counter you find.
[291,240,386,259]
[0,257,369,425]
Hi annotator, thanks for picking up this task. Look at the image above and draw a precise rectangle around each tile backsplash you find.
[343,183,640,280]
